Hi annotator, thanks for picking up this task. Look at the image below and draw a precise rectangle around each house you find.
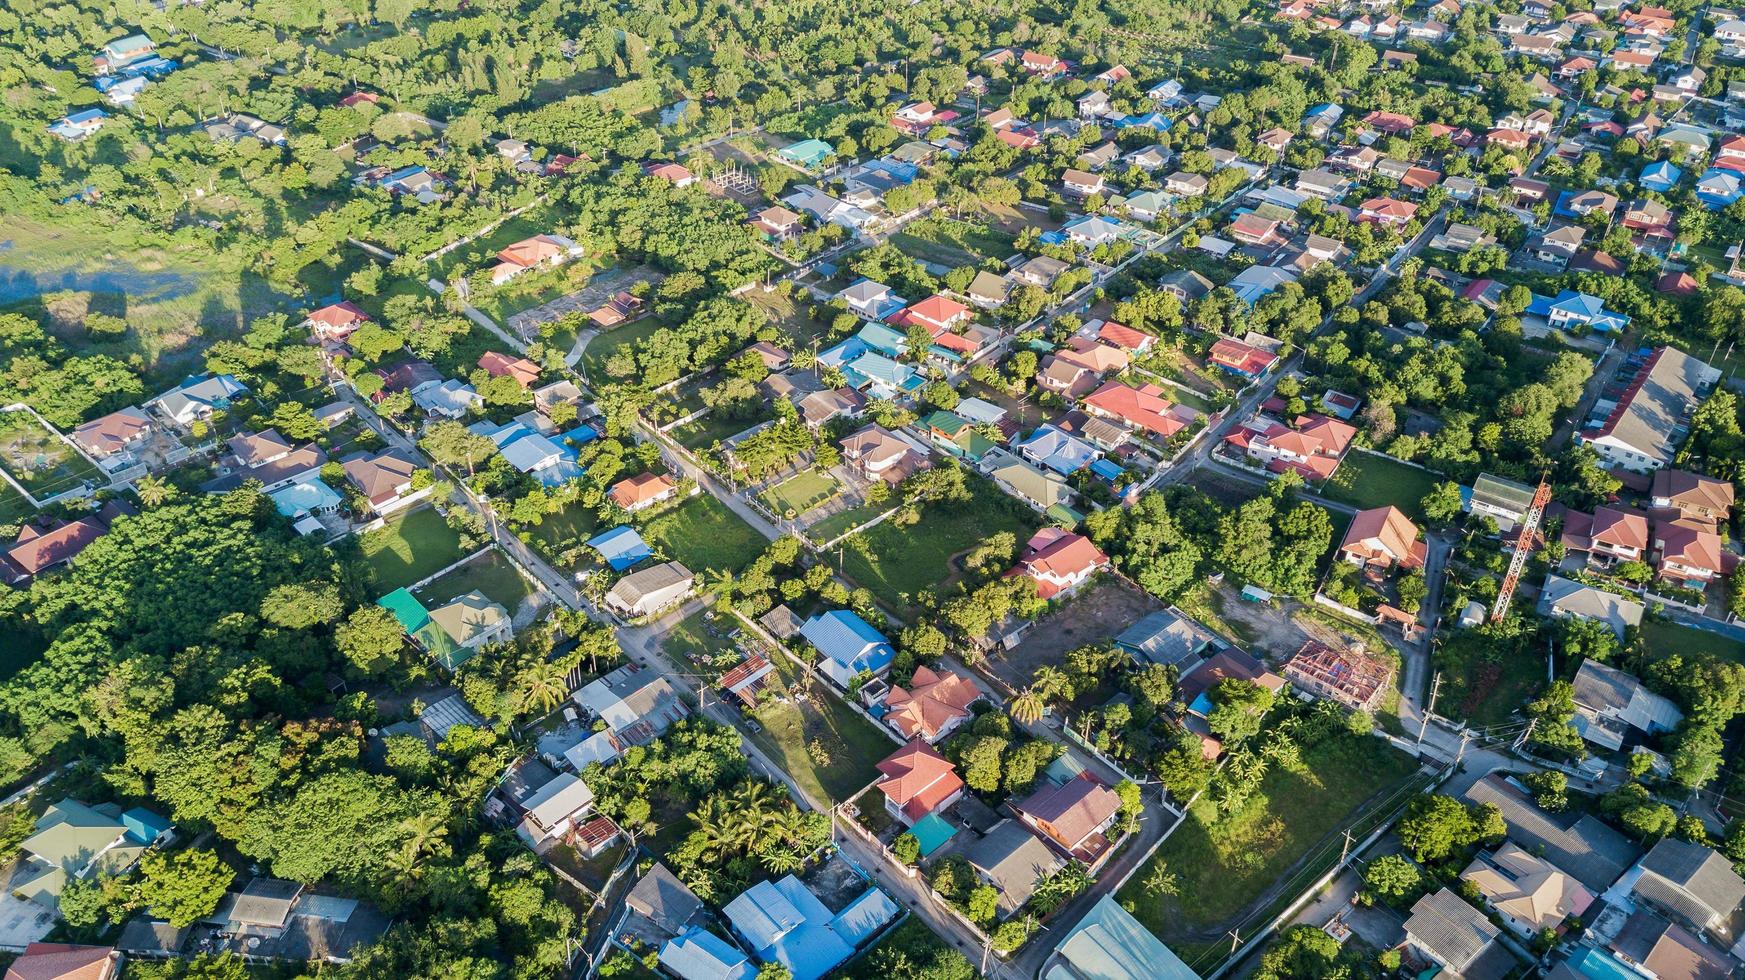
[965,820,1063,916]
[424,592,511,664]
[1014,528,1109,600]
[885,666,982,742]
[607,472,678,512]
[605,561,693,618]
[965,270,1013,309]
[1125,145,1171,171]
[71,408,152,468]
[305,302,369,342]
[1017,424,1099,475]
[1063,215,1126,246]
[1012,775,1122,867]
[412,379,481,420]
[1578,347,1719,472]
[1630,837,1745,941]
[1082,381,1188,440]
[48,108,108,141]
[8,799,172,910]
[478,351,540,388]
[1040,895,1199,980]
[1651,470,1733,525]
[1539,574,1646,641]
[875,740,965,824]
[1208,337,1276,378]
[147,374,248,428]
[1159,270,1215,305]
[1431,222,1497,253]
[1021,50,1067,77]
[1698,168,1744,209]
[1280,640,1393,712]
[840,424,926,485]
[201,442,326,495]
[837,279,906,321]
[575,664,689,746]
[895,294,970,335]
[1010,255,1070,290]
[228,429,293,467]
[1603,909,1735,980]
[587,526,654,571]
[982,448,1073,510]
[1656,522,1732,586]
[1564,505,1650,566]
[1114,607,1218,670]
[490,235,582,285]
[1571,659,1682,751]
[1359,197,1418,227]
[1640,161,1684,193]
[1164,171,1209,197]
[1295,168,1346,199]
[801,610,895,687]
[95,33,155,74]
[1224,413,1355,480]
[204,113,286,145]
[722,875,896,980]
[3,944,121,980]
[1718,17,1745,54]
[1461,843,1593,939]
[776,139,834,169]
[502,763,596,850]
[644,162,696,187]
[1404,889,1507,978]
[1062,168,1106,198]
[1097,321,1154,353]
[1338,506,1426,570]
[1255,127,1293,154]
[1227,265,1298,305]
[1658,125,1712,159]
[1468,472,1538,529]
[627,862,704,939]
[1465,773,1643,891]
[340,450,420,514]
[660,927,756,980]
[1535,225,1586,266]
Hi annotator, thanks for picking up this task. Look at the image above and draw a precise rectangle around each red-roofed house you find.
[1015,527,1110,599]
[1487,128,1532,151]
[490,234,583,285]
[1082,381,1187,439]
[1224,413,1356,480]
[875,740,966,824]
[995,127,1041,150]
[1208,337,1277,378]
[1564,506,1651,565]
[1359,197,1419,227]
[608,473,678,512]
[1655,523,1733,586]
[885,666,984,742]
[1716,135,1745,173]
[305,301,370,342]
[1362,110,1416,135]
[1021,50,1067,78]
[643,162,696,187]
[478,351,541,387]
[0,510,122,586]
[1339,506,1427,570]
[1096,321,1155,353]
[339,91,379,108]
[1558,56,1596,78]
[1012,776,1122,868]
[3,943,120,980]
[1229,213,1284,246]
[897,295,971,333]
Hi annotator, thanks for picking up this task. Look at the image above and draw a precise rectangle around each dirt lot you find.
[982,576,1161,690]
[1200,582,1394,664]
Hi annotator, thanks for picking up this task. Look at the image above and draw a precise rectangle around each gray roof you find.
[607,561,693,610]
[626,862,704,935]
[1464,773,1641,891]
[1471,472,1536,516]
[420,693,489,740]
[964,820,1063,915]
[1158,269,1214,301]
[1589,347,1719,466]
[1634,837,1745,935]
[1610,908,1736,979]
[1406,888,1499,971]
[1571,660,1682,738]
[1539,575,1645,640]
[1114,609,1214,668]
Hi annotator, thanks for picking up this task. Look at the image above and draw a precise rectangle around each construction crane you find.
[1491,476,1554,624]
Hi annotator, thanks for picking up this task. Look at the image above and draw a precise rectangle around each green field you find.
[1640,619,1745,664]
[1320,451,1443,520]
[760,469,841,517]
[742,288,835,348]
[415,547,533,611]
[0,410,103,500]
[839,478,1037,613]
[360,507,469,593]
[748,650,897,803]
[640,493,766,573]
[1120,733,1421,948]
[890,216,1017,266]
[806,499,895,545]
[580,316,668,385]
[0,482,33,524]
[662,610,739,670]
[1432,628,1544,728]
[520,502,600,569]
[674,409,773,453]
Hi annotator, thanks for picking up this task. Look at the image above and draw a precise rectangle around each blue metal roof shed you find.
[587,526,653,571]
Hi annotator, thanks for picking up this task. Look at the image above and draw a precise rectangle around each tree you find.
[891,832,921,865]
[1363,854,1422,905]
[336,605,405,675]
[1397,794,1481,863]
[1206,678,1274,743]
[1256,925,1346,980]
[1421,481,1465,527]
[960,736,1007,794]
[966,885,1000,925]
[1009,688,1044,725]
[136,849,233,928]
[1524,770,1567,812]
[420,422,498,475]
[259,582,345,630]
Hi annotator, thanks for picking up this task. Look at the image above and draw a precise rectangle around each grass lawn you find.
[841,917,973,980]
[1433,628,1545,728]
[760,469,842,517]
[471,256,606,325]
[0,411,103,500]
[662,610,740,671]
[891,217,1016,267]
[359,507,469,593]
[838,477,1038,613]
[1320,451,1443,521]
[640,494,767,573]
[580,316,668,384]
[742,288,835,349]
[415,548,533,610]
[1120,732,1420,946]
[520,502,600,570]
[806,499,895,545]
[1640,619,1745,664]
[674,408,773,453]
[0,482,33,524]
[748,651,897,803]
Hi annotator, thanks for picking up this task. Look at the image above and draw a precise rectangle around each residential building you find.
[607,472,677,512]
[1571,659,1682,751]
[1461,843,1593,938]
[1630,837,1745,941]
[425,592,511,663]
[478,351,541,388]
[412,379,481,420]
[1536,225,1586,266]
[340,450,420,514]
[966,270,1013,308]
[1404,889,1507,978]
[626,862,704,940]
[1062,168,1106,198]
[574,664,689,746]
[874,740,965,824]
[0,503,130,586]
[489,234,582,285]
[605,561,694,618]
[1014,528,1109,600]
[1158,270,1214,304]
[840,424,926,485]
[1224,413,1355,480]
[1538,575,1646,640]
[1563,505,1650,565]
[1016,424,1099,475]
[70,408,152,468]
[1651,470,1733,525]
[3,944,121,980]
[202,443,326,495]
[1082,381,1188,440]
[721,874,895,980]
[1115,608,1218,670]
[750,205,804,241]
[884,666,982,743]
[1040,895,1199,980]
[305,301,369,342]
[1463,773,1642,891]
[1227,265,1298,305]
[1165,172,1208,197]
[8,799,172,910]
[800,610,896,687]
[500,762,596,850]
[1338,506,1426,570]
[146,374,248,428]
[1655,522,1731,586]
[1280,640,1393,712]
[1579,347,1720,472]
[1012,775,1122,867]
[1605,909,1735,980]
[660,927,756,980]
[964,820,1063,917]
[1358,196,1419,227]
[1468,472,1537,529]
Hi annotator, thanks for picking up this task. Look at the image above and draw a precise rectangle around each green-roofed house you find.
[96,33,154,73]
[983,448,1073,511]
[777,138,834,170]
[908,812,959,859]
[1041,894,1200,980]
[923,410,997,462]
[378,587,432,634]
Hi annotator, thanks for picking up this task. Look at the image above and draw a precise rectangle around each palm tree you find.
[397,810,451,863]
[1009,688,1045,725]
[1144,862,1180,899]
[1033,665,1071,702]
[136,475,172,508]
[518,659,570,715]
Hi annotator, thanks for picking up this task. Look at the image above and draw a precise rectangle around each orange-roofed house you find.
[490,234,583,285]
[1096,321,1155,353]
[478,351,541,388]
[1011,776,1122,868]
[1655,523,1733,586]
[1208,337,1277,378]
[643,162,696,187]
[1014,527,1110,600]
[1487,128,1532,152]
[1359,197,1419,227]
[305,301,370,342]
[608,472,678,512]
[1056,337,1130,375]
[1224,413,1356,480]
[875,740,966,824]
[995,127,1042,150]
[3,943,120,980]
[1362,110,1416,135]
[1339,506,1427,570]
[885,666,984,742]
[1082,381,1187,439]
[897,294,971,334]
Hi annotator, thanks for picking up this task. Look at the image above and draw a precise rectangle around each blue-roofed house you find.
[1640,161,1683,192]
[1017,424,1099,475]
[48,108,109,141]
[1526,290,1631,334]
[722,876,894,980]
[1697,168,1744,209]
[146,373,249,427]
[908,811,959,858]
[777,139,834,170]
[856,322,909,358]
[828,887,898,947]
[1063,216,1126,246]
[1112,111,1173,132]
[659,926,757,980]
[801,610,896,686]
[818,336,868,370]
[378,587,432,634]
[269,479,343,520]
[1040,894,1200,980]
[1303,103,1344,137]
[121,807,174,846]
[841,351,921,399]
[588,526,653,571]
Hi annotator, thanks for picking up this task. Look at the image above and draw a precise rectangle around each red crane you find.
[1491,477,1554,624]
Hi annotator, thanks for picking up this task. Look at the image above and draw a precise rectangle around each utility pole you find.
[1339,827,1356,866]
[1456,730,1471,766]
[1227,929,1243,954]
[1513,718,1538,753]
[1417,672,1442,747]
